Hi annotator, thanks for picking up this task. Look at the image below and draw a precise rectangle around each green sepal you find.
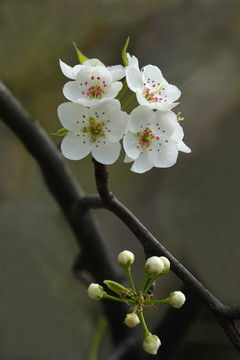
[51,128,69,136]
[122,36,130,67]
[104,280,129,297]
[73,41,89,64]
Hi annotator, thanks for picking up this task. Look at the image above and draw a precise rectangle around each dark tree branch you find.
[0,81,135,347]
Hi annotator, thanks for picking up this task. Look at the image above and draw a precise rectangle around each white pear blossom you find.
[124,313,140,328]
[145,256,164,276]
[169,291,186,308]
[126,64,181,110]
[60,58,125,82]
[60,58,125,106]
[123,106,191,173]
[118,250,135,267]
[143,334,161,355]
[87,283,105,301]
[57,100,128,164]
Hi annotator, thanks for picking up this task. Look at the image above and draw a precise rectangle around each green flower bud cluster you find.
[87,250,186,355]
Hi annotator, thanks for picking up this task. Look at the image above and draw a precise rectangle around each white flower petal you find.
[159,102,179,111]
[105,81,123,98]
[63,81,82,102]
[153,138,178,168]
[72,64,82,77]
[105,113,128,142]
[57,102,89,132]
[142,65,164,85]
[123,131,140,160]
[90,99,119,116]
[126,67,143,92]
[127,53,139,70]
[165,84,181,103]
[88,98,120,117]
[61,133,91,160]
[131,150,154,173]
[124,154,134,163]
[92,141,121,165]
[83,58,105,67]
[171,122,184,143]
[75,97,104,107]
[177,141,191,153]
[130,106,155,133]
[59,60,75,79]
[154,111,178,137]
[108,65,125,81]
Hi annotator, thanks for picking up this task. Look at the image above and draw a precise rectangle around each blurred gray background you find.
[0,0,240,359]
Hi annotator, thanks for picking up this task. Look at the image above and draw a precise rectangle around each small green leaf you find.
[73,41,89,64]
[122,36,130,67]
[104,280,129,297]
[51,128,69,136]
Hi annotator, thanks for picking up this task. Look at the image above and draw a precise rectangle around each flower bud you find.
[145,256,164,276]
[118,250,135,267]
[169,291,186,308]
[143,333,161,355]
[124,313,140,328]
[104,280,128,297]
[160,256,170,274]
[87,283,105,301]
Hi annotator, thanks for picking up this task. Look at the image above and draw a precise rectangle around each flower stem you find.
[146,298,169,304]
[88,315,107,360]
[143,276,157,295]
[115,80,128,100]
[141,274,151,293]
[139,311,149,336]
[104,294,126,303]
[126,267,136,293]
[121,93,136,111]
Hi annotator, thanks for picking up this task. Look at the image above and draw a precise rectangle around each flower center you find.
[137,127,155,148]
[143,85,164,103]
[87,82,104,99]
[77,68,110,100]
[82,117,105,142]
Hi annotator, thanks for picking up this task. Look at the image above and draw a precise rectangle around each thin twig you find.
[92,157,113,202]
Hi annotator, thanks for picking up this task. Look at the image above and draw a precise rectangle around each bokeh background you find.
[0,0,240,359]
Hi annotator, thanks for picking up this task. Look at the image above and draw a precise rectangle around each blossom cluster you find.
[56,40,191,173]
[87,250,186,355]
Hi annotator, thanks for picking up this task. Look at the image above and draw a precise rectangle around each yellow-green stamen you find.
[137,127,156,148]
[82,117,105,142]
